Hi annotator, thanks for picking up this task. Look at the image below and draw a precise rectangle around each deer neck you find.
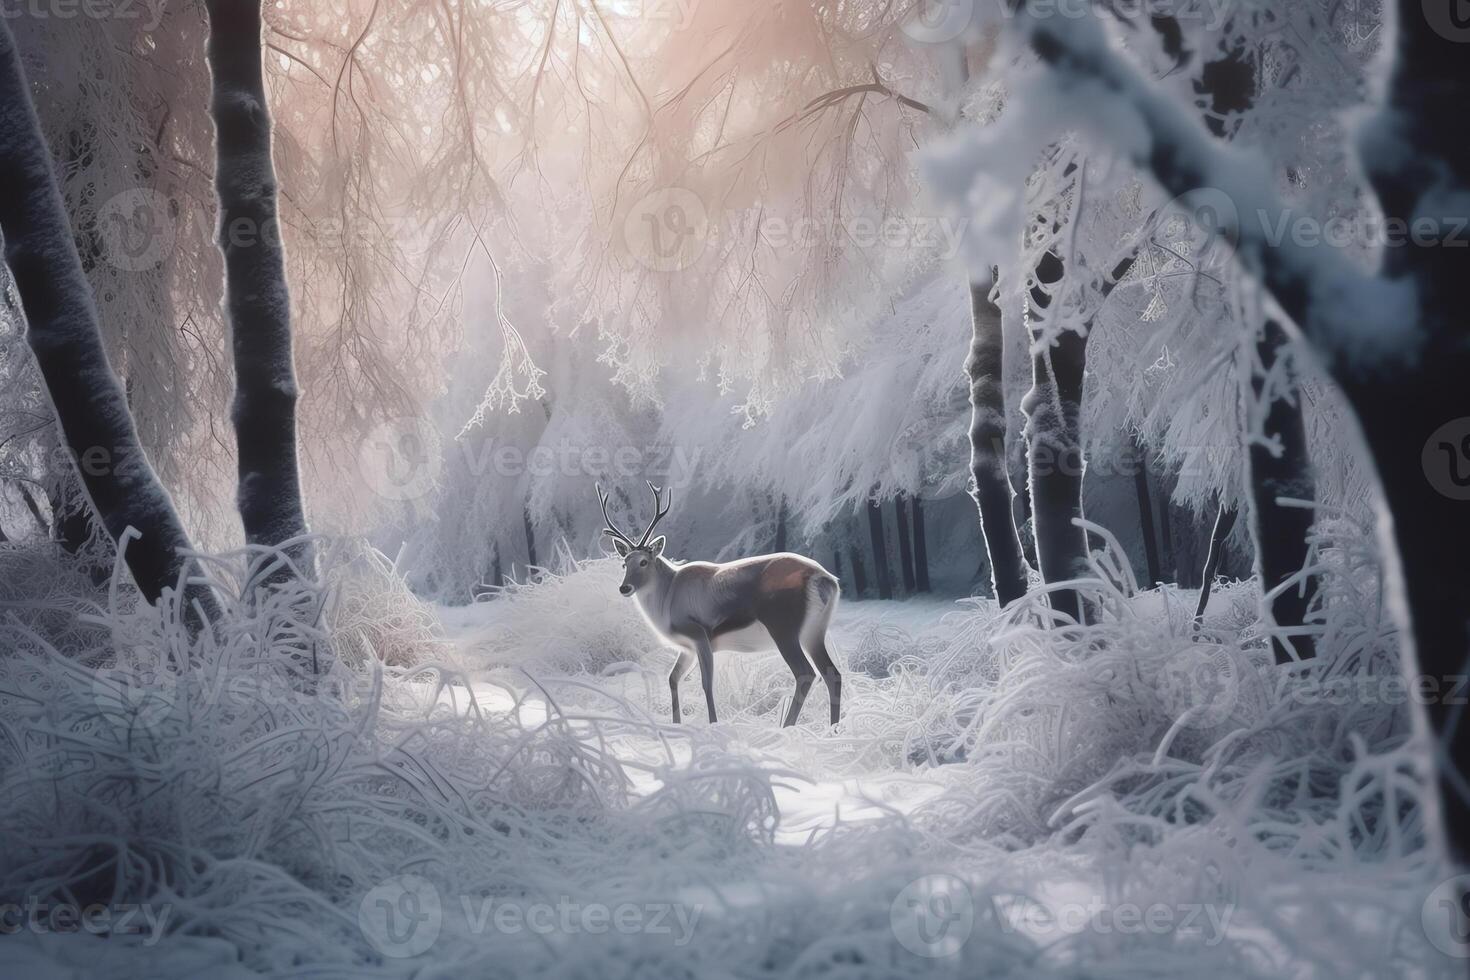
[635,556,679,630]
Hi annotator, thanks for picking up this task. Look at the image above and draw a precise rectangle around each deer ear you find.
[612,538,632,557]
[647,536,666,557]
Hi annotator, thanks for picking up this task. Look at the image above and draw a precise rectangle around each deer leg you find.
[668,648,695,723]
[691,631,718,724]
[773,632,816,728]
[802,635,842,726]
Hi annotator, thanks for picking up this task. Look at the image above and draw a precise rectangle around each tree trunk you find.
[866,497,893,601]
[774,497,788,552]
[847,544,869,599]
[1244,319,1318,663]
[1022,249,1090,622]
[912,494,931,592]
[894,494,916,595]
[1159,487,1176,582]
[1133,438,1162,586]
[0,23,202,606]
[1193,501,1237,626]
[1344,1,1470,863]
[205,0,310,570]
[967,275,1030,605]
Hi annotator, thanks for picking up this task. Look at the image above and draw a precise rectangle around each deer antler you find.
[596,483,636,548]
[637,480,672,547]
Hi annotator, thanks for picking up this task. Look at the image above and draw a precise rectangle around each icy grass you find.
[0,524,1456,977]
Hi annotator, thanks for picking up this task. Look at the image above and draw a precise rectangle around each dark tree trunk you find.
[894,494,916,595]
[1342,0,1470,864]
[1244,319,1318,663]
[967,275,1031,606]
[847,542,869,599]
[0,24,203,606]
[912,494,931,592]
[866,497,893,600]
[1132,438,1162,586]
[830,548,844,593]
[774,497,788,552]
[1022,249,1090,622]
[205,0,310,570]
[1159,487,1176,582]
[1194,502,1237,626]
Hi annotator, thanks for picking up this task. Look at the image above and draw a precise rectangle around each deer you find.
[597,482,842,728]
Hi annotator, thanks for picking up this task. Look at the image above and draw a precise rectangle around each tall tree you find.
[911,495,931,593]
[894,493,916,594]
[966,271,1030,605]
[205,0,310,571]
[0,22,201,605]
[1022,244,1090,622]
[866,497,894,601]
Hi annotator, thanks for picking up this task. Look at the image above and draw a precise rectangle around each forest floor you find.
[3,554,1458,978]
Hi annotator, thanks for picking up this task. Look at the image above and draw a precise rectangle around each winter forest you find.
[0,0,1467,975]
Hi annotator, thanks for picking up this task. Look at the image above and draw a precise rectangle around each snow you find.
[0,534,1458,978]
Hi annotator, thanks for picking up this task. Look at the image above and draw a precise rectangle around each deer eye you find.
[639,557,648,566]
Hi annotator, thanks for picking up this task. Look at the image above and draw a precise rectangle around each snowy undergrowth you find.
[0,525,1455,977]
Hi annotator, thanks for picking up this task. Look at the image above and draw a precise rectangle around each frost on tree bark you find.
[1194,501,1237,626]
[967,274,1030,606]
[1244,319,1317,663]
[0,23,201,605]
[1017,0,1470,863]
[205,0,310,571]
[1022,248,1090,622]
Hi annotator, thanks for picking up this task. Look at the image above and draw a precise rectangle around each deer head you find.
[597,481,672,596]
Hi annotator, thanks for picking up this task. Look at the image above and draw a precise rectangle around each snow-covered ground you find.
[441,595,961,846]
[1,549,1458,978]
